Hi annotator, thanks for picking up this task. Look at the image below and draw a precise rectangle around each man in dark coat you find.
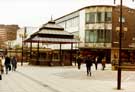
[11,56,17,71]
[4,56,11,74]
[85,55,93,76]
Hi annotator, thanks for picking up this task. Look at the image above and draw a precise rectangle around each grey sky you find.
[0,0,134,27]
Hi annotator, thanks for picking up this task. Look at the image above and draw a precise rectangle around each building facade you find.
[9,27,39,61]
[55,5,135,64]
[0,24,19,49]
[13,27,39,48]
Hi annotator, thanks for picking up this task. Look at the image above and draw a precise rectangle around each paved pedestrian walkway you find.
[0,63,135,92]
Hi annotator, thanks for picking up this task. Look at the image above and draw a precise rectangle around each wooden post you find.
[70,43,73,65]
[30,41,32,60]
[21,37,23,66]
[36,41,40,65]
[59,43,62,66]
[29,42,32,65]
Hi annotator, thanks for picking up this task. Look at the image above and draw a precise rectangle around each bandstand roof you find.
[25,36,79,44]
[24,20,79,44]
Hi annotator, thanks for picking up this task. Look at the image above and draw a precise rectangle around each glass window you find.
[97,29,111,42]
[97,29,104,42]
[119,16,125,23]
[85,30,97,43]
[66,20,71,28]
[86,12,96,23]
[85,13,90,23]
[105,30,111,42]
[53,53,60,61]
[89,30,97,42]
[86,12,112,23]
[85,29,111,43]
[85,30,90,42]
[66,17,79,28]
[96,12,105,23]
[101,12,105,22]
[97,12,101,23]
[73,17,78,27]
[89,12,96,23]
[105,12,112,22]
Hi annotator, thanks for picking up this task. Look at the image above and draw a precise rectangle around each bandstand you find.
[24,20,79,66]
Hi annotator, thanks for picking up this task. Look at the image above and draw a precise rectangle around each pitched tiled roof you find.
[24,20,79,44]
[38,29,73,35]
[39,21,64,30]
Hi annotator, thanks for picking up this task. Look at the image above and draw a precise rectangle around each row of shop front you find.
[5,47,135,67]
[25,48,135,67]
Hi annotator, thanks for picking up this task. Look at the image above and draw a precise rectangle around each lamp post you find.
[114,0,134,90]
[19,27,27,66]
[21,35,23,66]
[117,0,122,89]
[19,33,24,66]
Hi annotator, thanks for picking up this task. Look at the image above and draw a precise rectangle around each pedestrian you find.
[0,58,3,80]
[4,55,11,74]
[74,55,77,66]
[11,56,17,71]
[94,56,99,70]
[85,55,93,76]
[0,56,4,74]
[76,55,82,69]
[101,57,106,70]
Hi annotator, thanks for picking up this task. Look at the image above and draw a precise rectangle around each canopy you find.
[24,20,79,44]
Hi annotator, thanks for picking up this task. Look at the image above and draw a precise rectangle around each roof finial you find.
[51,15,53,21]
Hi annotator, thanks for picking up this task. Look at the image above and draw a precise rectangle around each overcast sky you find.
[0,0,135,27]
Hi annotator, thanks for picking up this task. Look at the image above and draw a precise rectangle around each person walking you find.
[74,55,77,66]
[85,55,93,76]
[101,57,106,70]
[0,56,4,74]
[0,58,3,80]
[11,56,17,71]
[76,55,82,69]
[4,56,11,74]
[94,56,98,70]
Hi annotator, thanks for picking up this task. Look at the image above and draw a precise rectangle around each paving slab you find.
[0,63,135,92]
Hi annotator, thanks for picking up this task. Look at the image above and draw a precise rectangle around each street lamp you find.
[19,27,27,66]
[114,0,134,90]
